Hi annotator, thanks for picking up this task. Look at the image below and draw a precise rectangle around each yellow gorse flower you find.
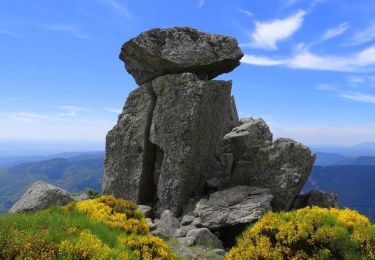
[227,207,375,260]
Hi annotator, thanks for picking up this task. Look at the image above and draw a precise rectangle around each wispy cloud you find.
[197,0,205,8]
[349,22,375,46]
[0,28,25,38]
[58,106,91,117]
[102,107,122,114]
[39,23,91,39]
[340,92,375,104]
[100,0,133,20]
[286,0,299,5]
[234,8,253,17]
[241,45,375,72]
[248,10,306,50]
[2,112,50,123]
[316,84,337,91]
[322,22,349,40]
[347,76,366,86]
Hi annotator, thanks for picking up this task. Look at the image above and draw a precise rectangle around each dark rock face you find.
[293,189,339,209]
[150,73,232,215]
[10,181,73,213]
[120,27,243,85]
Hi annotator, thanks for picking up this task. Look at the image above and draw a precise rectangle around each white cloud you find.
[102,107,122,114]
[315,84,337,91]
[100,0,133,20]
[0,28,25,38]
[2,112,50,123]
[39,23,91,39]
[58,106,91,117]
[322,22,349,40]
[235,8,253,16]
[241,45,375,72]
[287,0,299,5]
[249,10,306,50]
[347,76,365,86]
[340,92,375,104]
[350,22,375,45]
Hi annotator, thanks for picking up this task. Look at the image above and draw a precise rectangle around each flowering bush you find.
[73,195,149,235]
[227,207,375,259]
[120,235,175,260]
[0,195,175,259]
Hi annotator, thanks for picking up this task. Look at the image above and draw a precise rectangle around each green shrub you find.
[0,195,176,260]
[227,207,375,260]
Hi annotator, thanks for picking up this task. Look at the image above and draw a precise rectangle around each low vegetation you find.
[0,195,176,259]
[227,207,375,259]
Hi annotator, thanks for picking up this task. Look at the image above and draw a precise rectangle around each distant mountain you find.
[304,165,375,222]
[0,152,104,214]
[335,156,375,166]
[314,152,349,166]
[0,151,104,168]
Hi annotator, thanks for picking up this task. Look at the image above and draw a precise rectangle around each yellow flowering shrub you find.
[227,207,375,260]
[73,195,149,235]
[0,195,176,260]
[59,230,130,259]
[120,235,176,260]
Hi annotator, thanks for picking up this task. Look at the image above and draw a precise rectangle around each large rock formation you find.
[9,181,73,213]
[103,26,315,234]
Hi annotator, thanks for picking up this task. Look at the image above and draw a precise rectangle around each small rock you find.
[178,236,196,247]
[9,181,74,213]
[138,205,153,218]
[192,217,203,227]
[306,189,339,208]
[186,228,224,249]
[73,193,90,201]
[181,215,195,226]
[174,225,196,237]
[151,210,180,239]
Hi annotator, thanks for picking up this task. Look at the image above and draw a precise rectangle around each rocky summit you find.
[103,26,316,251]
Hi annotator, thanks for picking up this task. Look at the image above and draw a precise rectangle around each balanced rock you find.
[193,185,273,229]
[9,181,73,213]
[120,27,243,85]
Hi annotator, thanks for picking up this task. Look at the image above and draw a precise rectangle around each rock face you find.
[221,118,315,210]
[150,73,232,214]
[120,27,243,85]
[103,83,156,203]
[104,26,317,251]
[193,186,273,229]
[293,189,339,209]
[9,181,73,213]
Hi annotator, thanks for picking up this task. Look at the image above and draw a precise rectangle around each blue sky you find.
[1,0,375,148]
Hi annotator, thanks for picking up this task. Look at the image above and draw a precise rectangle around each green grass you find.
[0,206,136,259]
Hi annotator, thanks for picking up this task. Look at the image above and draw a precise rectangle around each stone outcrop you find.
[9,181,73,213]
[103,26,317,252]
[293,189,339,209]
[150,73,232,214]
[193,186,272,229]
[120,27,243,85]
[220,118,315,210]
